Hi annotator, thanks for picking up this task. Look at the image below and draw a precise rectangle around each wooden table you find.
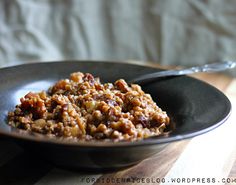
[0,63,236,185]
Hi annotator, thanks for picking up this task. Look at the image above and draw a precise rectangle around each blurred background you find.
[0,0,235,76]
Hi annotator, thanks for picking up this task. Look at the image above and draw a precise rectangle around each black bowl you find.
[0,61,231,171]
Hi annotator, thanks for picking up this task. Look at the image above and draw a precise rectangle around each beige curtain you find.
[0,0,235,76]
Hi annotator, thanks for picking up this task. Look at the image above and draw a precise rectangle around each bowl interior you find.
[0,61,231,145]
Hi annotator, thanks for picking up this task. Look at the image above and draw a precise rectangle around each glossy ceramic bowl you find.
[0,61,231,171]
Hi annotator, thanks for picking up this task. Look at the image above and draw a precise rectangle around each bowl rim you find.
[0,60,232,148]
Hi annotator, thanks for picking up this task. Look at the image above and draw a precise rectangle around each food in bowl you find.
[8,72,170,141]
